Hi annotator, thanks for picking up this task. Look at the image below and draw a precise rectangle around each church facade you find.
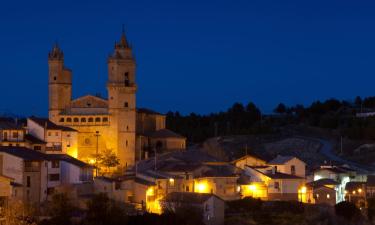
[48,31,186,169]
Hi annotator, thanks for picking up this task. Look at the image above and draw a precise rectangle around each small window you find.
[51,160,59,168]
[81,118,86,123]
[12,132,18,139]
[124,102,129,108]
[87,102,91,107]
[27,176,31,187]
[126,126,129,131]
[95,118,101,122]
[49,174,60,181]
[59,118,65,122]
[274,182,280,189]
[73,118,79,122]
[291,165,296,175]
[48,132,52,136]
[55,132,59,136]
[67,118,72,123]
[34,145,41,151]
[88,118,94,122]
[3,132,7,140]
[53,76,57,81]
[126,140,128,147]
[103,117,108,122]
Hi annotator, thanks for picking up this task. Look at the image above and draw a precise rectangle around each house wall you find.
[0,153,23,184]
[270,158,306,177]
[27,119,45,142]
[205,197,225,225]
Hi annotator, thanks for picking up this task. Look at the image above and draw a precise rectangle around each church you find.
[47,31,186,169]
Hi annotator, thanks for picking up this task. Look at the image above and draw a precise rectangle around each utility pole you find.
[340,136,343,155]
[95,131,100,176]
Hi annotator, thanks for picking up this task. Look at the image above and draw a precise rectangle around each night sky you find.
[1,0,375,116]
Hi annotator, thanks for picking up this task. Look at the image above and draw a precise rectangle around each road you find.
[315,138,373,173]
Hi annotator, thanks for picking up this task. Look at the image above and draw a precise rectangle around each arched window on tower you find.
[88,118,93,122]
[124,72,130,87]
[124,102,129,108]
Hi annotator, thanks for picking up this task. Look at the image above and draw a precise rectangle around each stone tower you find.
[107,31,136,168]
[48,44,72,123]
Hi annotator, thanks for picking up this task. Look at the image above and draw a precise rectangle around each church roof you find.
[29,117,77,132]
[137,108,164,116]
[147,129,185,139]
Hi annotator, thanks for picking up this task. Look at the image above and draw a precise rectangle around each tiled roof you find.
[29,117,77,132]
[164,192,221,204]
[137,108,163,116]
[48,154,91,168]
[0,121,23,130]
[147,129,185,139]
[268,155,296,165]
[264,171,303,180]
[306,178,339,188]
[0,146,47,160]
[134,177,156,186]
[24,134,46,144]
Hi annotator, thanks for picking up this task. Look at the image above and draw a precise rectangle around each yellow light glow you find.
[358,188,362,193]
[146,187,154,196]
[169,178,175,186]
[300,186,307,194]
[352,191,356,194]
[196,182,208,193]
[248,185,257,191]
[88,159,96,165]
[327,194,330,199]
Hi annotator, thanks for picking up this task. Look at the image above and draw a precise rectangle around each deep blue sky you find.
[1,0,375,116]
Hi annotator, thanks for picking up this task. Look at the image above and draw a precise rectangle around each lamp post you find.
[94,131,100,176]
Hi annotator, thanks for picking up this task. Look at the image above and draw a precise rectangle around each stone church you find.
[48,31,186,169]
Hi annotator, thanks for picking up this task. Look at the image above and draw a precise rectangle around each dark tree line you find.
[166,96,375,143]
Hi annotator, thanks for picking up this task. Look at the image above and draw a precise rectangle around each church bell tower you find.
[107,29,137,168]
[48,43,72,123]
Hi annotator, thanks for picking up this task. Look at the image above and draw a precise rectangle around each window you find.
[12,132,18,138]
[103,117,108,122]
[126,126,129,131]
[186,186,189,192]
[88,118,94,122]
[47,187,55,195]
[274,182,280,190]
[48,132,51,136]
[3,132,7,141]
[81,118,86,123]
[73,118,79,122]
[291,165,296,175]
[67,118,72,122]
[95,117,101,122]
[55,132,59,136]
[87,102,91,107]
[51,160,59,168]
[34,145,41,151]
[49,174,60,181]
[53,76,57,81]
[124,102,129,108]
[124,72,130,86]
[27,176,31,187]
[126,140,128,147]
[59,118,65,122]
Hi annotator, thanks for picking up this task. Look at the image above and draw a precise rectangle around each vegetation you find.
[166,96,375,143]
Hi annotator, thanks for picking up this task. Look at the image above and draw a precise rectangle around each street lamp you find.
[94,131,100,176]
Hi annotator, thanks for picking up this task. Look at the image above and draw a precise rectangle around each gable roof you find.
[0,121,23,130]
[0,146,47,160]
[164,192,222,204]
[71,95,108,104]
[137,108,164,116]
[268,155,298,165]
[48,154,91,168]
[147,129,185,139]
[306,178,339,188]
[24,134,46,144]
[264,171,304,179]
[29,117,77,132]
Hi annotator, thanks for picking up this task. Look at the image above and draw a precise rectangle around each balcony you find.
[46,146,62,152]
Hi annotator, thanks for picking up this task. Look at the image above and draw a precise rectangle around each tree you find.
[82,193,129,225]
[274,103,287,114]
[97,149,120,173]
[39,193,75,225]
[334,201,361,222]
[3,200,37,225]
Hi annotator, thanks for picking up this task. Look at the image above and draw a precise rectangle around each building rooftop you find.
[0,146,47,160]
[24,134,46,144]
[29,117,77,132]
[264,171,303,180]
[48,154,91,168]
[147,129,185,139]
[306,178,339,188]
[137,108,164,116]
[268,155,296,165]
[164,192,222,204]
[0,121,23,130]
